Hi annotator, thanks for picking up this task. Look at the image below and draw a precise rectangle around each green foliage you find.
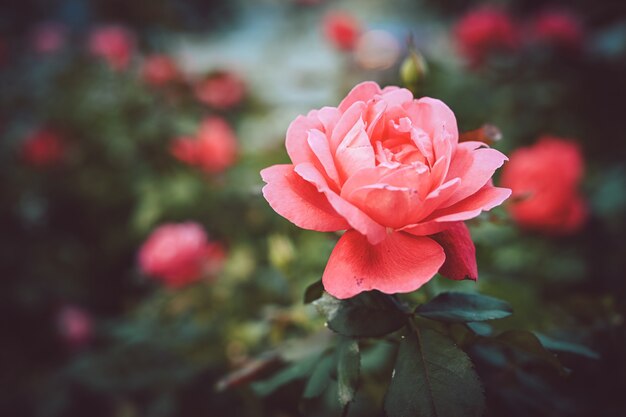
[384,326,485,417]
[337,338,360,411]
[416,291,513,323]
[314,292,407,338]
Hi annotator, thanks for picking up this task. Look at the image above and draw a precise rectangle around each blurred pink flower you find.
[139,222,225,288]
[454,7,520,67]
[530,10,584,52]
[32,22,67,54]
[261,81,510,299]
[57,305,92,349]
[194,71,246,109]
[141,54,181,86]
[88,25,135,71]
[171,117,238,174]
[322,11,362,51]
[21,128,66,167]
[501,136,587,235]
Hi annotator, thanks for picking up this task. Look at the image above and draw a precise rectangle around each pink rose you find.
[57,305,92,349]
[530,10,584,52]
[454,7,520,67]
[261,82,510,299]
[139,222,225,288]
[141,54,181,86]
[88,25,135,71]
[21,128,66,167]
[194,71,246,109]
[171,117,238,174]
[322,11,362,51]
[500,136,587,235]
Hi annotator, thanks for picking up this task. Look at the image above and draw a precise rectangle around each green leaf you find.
[303,280,324,304]
[416,291,513,323]
[337,338,360,410]
[251,354,319,397]
[384,327,485,417]
[493,330,564,373]
[303,353,335,399]
[534,333,600,360]
[314,292,407,338]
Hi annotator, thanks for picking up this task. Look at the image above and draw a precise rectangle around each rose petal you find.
[404,97,459,147]
[330,101,367,153]
[443,142,508,206]
[294,163,386,244]
[427,184,512,223]
[431,222,478,280]
[334,118,376,181]
[285,114,323,165]
[308,129,341,189]
[322,231,445,299]
[338,81,382,112]
[261,164,349,231]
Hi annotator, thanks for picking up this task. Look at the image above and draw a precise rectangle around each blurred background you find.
[1,0,626,416]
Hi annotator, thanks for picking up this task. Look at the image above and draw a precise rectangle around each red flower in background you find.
[194,72,246,109]
[501,136,587,235]
[88,25,135,71]
[141,54,181,86]
[171,117,238,174]
[21,129,66,167]
[322,11,362,51]
[261,82,510,299]
[57,305,92,349]
[530,10,584,52]
[32,22,67,54]
[139,222,225,288]
[454,7,520,67]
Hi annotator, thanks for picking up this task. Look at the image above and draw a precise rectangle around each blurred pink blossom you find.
[88,25,135,71]
[139,222,225,288]
[171,117,238,174]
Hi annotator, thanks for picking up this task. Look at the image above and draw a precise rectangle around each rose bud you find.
[171,117,238,174]
[31,22,67,54]
[57,305,93,349]
[261,81,510,299]
[454,6,520,67]
[139,222,225,288]
[141,54,181,87]
[21,128,66,167]
[530,10,584,52]
[88,25,135,71]
[194,71,246,109]
[500,136,587,235]
[322,11,362,51]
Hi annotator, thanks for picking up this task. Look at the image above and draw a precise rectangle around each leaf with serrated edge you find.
[416,291,512,323]
[385,327,485,417]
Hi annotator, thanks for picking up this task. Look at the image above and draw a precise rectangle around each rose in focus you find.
[88,25,135,71]
[139,222,225,288]
[171,117,238,174]
[261,82,510,299]
[501,136,587,235]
